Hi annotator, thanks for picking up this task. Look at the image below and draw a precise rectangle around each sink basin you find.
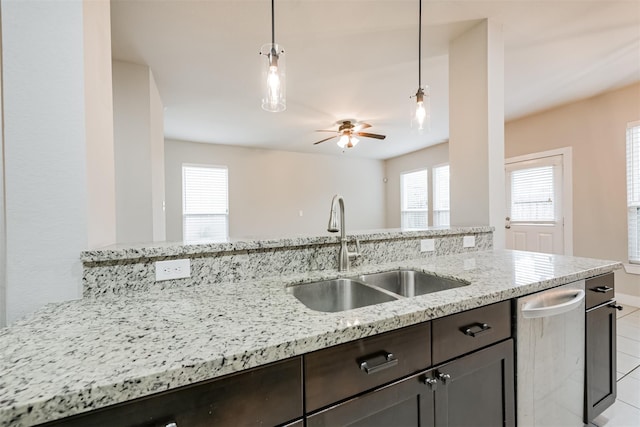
[352,270,469,297]
[286,278,399,313]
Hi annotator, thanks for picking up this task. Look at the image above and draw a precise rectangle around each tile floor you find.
[591,303,640,427]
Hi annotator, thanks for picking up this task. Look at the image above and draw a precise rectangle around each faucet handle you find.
[348,238,361,260]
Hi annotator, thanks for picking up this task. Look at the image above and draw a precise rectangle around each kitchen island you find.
[0,242,621,426]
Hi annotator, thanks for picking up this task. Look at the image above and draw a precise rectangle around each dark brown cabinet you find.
[42,357,303,427]
[307,339,514,427]
[584,272,618,424]
[433,339,515,427]
[307,370,436,427]
[306,301,514,427]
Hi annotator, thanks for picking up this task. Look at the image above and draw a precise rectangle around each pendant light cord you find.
[271,0,275,45]
[418,0,422,89]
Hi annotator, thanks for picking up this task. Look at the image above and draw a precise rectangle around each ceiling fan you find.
[313,120,386,149]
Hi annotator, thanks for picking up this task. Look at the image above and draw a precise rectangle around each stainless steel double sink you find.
[286,269,469,313]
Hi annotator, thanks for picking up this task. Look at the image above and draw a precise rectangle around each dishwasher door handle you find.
[521,289,585,319]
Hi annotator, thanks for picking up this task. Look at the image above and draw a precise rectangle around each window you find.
[507,160,561,223]
[432,164,450,226]
[401,169,428,229]
[182,165,228,243]
[627,122,640,263]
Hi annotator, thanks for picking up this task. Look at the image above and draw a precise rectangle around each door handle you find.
[505,216,511,229]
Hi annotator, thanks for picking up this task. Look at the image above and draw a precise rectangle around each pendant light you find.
[411,0,429,131]
[260,0,286,112]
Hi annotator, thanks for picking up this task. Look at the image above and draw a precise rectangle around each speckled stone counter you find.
[81,227,493,297]
[0,249,621,426]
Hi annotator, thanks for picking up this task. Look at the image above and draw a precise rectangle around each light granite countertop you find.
[80,226,493,262]
[0,249,621,426]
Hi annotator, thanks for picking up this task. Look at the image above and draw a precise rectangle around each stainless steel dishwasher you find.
[516,280,586,426]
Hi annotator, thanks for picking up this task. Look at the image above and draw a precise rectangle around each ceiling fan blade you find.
[353,123,372,132]
[356,132,386,140]
[313,135,339,145]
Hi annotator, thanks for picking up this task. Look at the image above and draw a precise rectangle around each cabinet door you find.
[585,302,617,423]
[433,339,515,427]
[307,370,436,427]
[43,357,303,427]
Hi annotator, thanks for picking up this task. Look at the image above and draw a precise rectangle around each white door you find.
[506,154,564,254]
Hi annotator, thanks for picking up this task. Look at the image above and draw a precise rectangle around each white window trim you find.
[505,147,573,256]
[627,121,640,265]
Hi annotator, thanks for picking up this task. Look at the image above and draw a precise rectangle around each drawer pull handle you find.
[462,323,492,337]
[594,286,614,293]
[359,352,398,374]
[165,423,178,427]
[608,303,623,311]
[424,377,438,390]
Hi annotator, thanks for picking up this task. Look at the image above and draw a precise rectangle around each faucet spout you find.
[327,194,361,271]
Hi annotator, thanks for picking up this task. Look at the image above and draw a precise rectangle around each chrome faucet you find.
[327,194,361,272]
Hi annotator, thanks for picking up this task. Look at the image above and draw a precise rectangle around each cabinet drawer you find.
[305,322,431,412]
[43,357,303,427]
[432,301,511,365]
[586,273,615,310]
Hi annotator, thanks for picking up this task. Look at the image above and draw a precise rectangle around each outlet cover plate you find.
[155,259,191,281]
[463,236,476,248]
[420,239,435,252]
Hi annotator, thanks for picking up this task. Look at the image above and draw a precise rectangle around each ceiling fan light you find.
[337,134,349,148]
[350,136,360,147]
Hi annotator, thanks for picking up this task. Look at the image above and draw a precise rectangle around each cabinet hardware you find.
[359,352,398,374]
[438,372,451,384]
[594,286,614,293]
[165,423,178,427]
[607,303,623,311]
[462,322,492,337]
[424,377,438,390]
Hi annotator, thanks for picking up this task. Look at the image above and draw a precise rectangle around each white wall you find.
[385,143,449,228]
[165,139,386,240]
[506,83,640,298]
[0,11,5,327]
[2,0,89,323]
[84,0,116,249]
[113,60,165,244]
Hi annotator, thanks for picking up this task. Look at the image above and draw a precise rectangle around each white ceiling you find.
[110,0,640,160]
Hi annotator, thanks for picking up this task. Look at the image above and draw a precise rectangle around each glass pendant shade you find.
[336,134,359,149]
[411,86,430,132]
[260,43,286,112]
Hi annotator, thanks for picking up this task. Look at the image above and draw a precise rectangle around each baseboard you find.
[617,292,640,308]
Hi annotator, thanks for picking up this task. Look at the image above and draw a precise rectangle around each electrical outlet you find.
[420,239,435,252]
[463,236,476,248]
[155,259,191,281]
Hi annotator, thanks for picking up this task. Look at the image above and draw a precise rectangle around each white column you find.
[2,0,87,323]
[84,0,117,249]
[113,60,166,243]
[449,19,505,248]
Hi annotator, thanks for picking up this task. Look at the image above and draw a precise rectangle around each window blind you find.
[627,122,640,263]
[432,164,450,226]
[182,165,229,243]
[401,169,428,229]
[510,166,555,222]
